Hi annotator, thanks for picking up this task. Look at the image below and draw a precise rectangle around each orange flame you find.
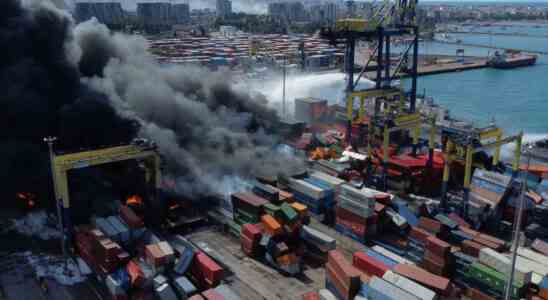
[126,195,143,206]
[17,192,37,209]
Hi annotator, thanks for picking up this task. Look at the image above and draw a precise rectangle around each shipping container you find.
[393,264,451,295]
[318,289,337,300]
[383,270,438,300]
[478,248,530,284]
[300,225,336,252]
[363,276,421,300]
[327,250,361,292]
[173,276,197,298]
[372,245,415,266]
[214,284,240,300]
[353,252,390,277]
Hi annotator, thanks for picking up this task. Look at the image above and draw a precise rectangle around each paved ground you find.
[186,219,366,300]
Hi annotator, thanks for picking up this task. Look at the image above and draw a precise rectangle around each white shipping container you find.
[513,255,548,276]
[310,170,346,189]
[301,225,336,251]
[289,178,327,199]
[531,272,543,285]
[318,289,337,300]
[517,247,548,269]
[478,248,531,285]
[340,184,393,202]
[372,246,416,266]
[338,191,376,211]
[383,271,438,300]
[338,194,374,218]
[369,276,421,300]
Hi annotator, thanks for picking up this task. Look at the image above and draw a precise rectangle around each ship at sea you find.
[487,50,537,69]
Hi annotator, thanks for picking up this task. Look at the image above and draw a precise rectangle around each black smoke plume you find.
[0,0,302,205]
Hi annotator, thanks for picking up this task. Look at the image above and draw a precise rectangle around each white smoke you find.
[73,19,304,197]
[247,72,375,118]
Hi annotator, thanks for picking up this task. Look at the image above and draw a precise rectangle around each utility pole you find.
[44,136,66,258]
[505,143,532,300]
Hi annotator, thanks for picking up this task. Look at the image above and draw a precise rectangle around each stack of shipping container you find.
[74,204,240,300]
[335,185,381,243]
[147,33,344,70]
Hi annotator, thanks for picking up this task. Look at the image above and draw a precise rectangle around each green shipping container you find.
[467,263,522,299]
[280,203,298,223]
[264,203,281,217]
[227,220,241,237]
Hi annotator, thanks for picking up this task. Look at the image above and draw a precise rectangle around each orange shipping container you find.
[291,202,308,217]
[262,214,283,236]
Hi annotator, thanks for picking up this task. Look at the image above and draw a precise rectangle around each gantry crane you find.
[439,125,523,216]
[50,139,162,234]
[320,0,420,190]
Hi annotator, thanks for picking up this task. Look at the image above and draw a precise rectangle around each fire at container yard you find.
[3,1,548,300]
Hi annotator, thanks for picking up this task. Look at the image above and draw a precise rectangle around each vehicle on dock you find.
[487,50,537,69]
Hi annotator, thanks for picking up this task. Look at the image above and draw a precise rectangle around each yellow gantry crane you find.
[50,139,162,232]
[439,125,523,214]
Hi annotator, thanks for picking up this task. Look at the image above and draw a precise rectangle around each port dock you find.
[186,218,366,300]
[359,54,489,79]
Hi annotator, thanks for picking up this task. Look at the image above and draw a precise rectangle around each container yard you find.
[147,33,344,71]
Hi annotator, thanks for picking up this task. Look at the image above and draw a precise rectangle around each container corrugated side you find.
[383,270,438,300]
[289,178,327,199]
[367,276,421,300]
[478,248,530,284]
[517,247,548,269]
[372,245,415,265]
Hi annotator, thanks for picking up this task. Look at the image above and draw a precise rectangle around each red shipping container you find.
[426,236,451,257]
[232,193,268,209]
[468,287,496,300]
[120,205,144,228]
[462,240,484,257]
[302,291,320,300]
[326,263,358,300]
[410,226,432,244]
[421,254,449,277]
[460,226,480,238]
[241,224,261,242]
[327,251,361,290]
[393,264,451,296]
[473,236,503,251]
[540,287,548,300]
[477,233,505,248]
[448,213,471,228]
[424,251,448,267]
[336,207,366,224]
[127,260,145,288]
[202,289,224,300]
[191,252,224,287]
[352,252,389,277]
[419,217,443,234]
